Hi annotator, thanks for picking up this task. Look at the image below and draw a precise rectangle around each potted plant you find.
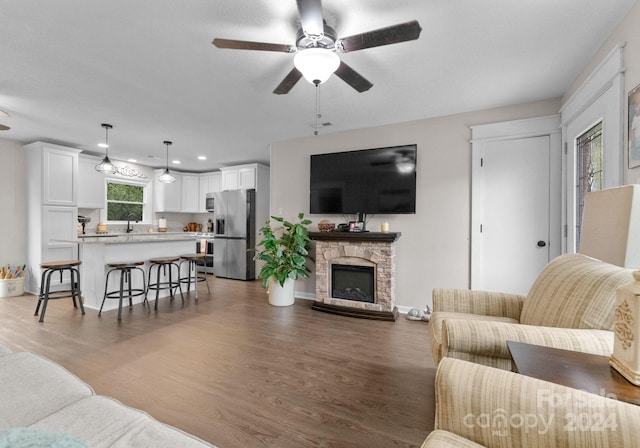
[254,213,313,306]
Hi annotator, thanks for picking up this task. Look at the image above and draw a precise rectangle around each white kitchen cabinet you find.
[24,142,82,294]
[181,174,200,213]
[220,164,268,191]
[36,144,79,206]
[221,169,239,191]
[42,206,78,263]
[154,170,182,212]
[198,172,221,212]
[78,155,105,209]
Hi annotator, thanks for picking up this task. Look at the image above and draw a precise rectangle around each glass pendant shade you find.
[158,168,176,184]
[294,48,340,85]
[95,123,117,174]
[158,140,176,183]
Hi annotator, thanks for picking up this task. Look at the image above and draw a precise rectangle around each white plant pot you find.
[269,278,295,307]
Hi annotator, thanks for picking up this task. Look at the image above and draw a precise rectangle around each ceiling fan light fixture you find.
[294,48,340,85]
[95,123,118,174]
[158,140,176,184]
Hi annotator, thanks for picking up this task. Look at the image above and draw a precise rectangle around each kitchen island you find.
[76,233,198,311]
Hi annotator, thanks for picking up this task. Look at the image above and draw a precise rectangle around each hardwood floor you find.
[0,278,435,447]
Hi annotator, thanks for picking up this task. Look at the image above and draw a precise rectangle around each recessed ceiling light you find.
[198,156,207,160]
[98,143,109,148]
[172,160,181,164]
[128,159,137,163]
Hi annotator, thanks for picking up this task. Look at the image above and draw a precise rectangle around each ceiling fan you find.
[212,0,422,94]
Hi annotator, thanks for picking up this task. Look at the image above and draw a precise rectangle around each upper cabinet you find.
[78,155,105,209]
[153,165,268,213]
[25,142,80,207]
[154,170,182,212]
[220,164,269,192]
[181,174,200,213]
[198,172,221,213]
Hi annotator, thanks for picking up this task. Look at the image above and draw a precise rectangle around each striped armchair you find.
[422,358,640,447]
[429,253,634,370]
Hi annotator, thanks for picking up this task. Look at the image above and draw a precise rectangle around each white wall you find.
[271,98,561,311]
[0,138,26,266]
[562,0,640,184]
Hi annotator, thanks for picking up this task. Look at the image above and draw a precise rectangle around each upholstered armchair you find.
[429,253,634,370]
[422,358,640,447]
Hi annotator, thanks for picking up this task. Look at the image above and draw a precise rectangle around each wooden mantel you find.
[309,231,401,242]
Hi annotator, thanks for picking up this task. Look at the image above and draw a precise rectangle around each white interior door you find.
[471,136,552,295]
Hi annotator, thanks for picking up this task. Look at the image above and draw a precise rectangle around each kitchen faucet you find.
[126,213,138,233]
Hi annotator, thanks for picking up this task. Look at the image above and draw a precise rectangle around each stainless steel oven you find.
[195,236,214,274]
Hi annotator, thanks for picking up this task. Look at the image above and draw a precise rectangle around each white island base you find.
[80,236,196,311]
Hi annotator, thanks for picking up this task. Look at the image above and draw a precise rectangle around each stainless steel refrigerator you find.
[213,189,256,280]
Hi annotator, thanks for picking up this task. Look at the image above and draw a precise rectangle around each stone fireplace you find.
[310,231,400,321]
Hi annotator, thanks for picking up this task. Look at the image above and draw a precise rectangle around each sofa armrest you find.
[428,358,640,448]
[432,288,525,320]
[442,319,613,367]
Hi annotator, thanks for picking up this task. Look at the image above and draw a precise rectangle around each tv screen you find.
[310,144,417,215]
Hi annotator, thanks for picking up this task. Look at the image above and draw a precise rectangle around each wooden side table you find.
[507,340,640,406]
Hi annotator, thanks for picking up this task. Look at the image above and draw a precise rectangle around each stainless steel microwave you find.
[205,193,215,212]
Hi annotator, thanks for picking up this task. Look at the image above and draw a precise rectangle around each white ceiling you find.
[0,0,636,172]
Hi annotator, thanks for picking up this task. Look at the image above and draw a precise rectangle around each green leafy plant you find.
[254,213,314,288]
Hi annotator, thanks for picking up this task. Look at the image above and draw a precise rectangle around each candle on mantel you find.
[381,221,389,233]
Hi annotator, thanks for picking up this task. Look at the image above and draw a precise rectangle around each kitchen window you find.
[106,180,148,223]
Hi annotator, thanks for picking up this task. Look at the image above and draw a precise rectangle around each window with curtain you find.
[575,121,603,249]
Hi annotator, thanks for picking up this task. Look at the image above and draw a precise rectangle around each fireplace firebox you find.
[331,264,375,303]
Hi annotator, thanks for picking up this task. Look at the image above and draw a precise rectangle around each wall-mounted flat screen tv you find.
[310,144,417,215]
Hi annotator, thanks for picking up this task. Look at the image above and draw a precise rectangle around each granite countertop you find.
[62,232,200,244]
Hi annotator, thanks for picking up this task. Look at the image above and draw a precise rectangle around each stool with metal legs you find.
[99,261,148,321]
[34,260,84,323]
[145,257,183,310]
[178,253,210,300]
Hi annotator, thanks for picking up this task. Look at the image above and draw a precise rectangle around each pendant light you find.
[95,123,117,174]
[157,140,176,183]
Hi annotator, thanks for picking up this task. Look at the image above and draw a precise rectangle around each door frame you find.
[470,115,562,289]
[560,44,625,253]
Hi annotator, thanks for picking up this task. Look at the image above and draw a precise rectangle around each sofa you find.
[429,253,634,370]
[422,358,640,447]
[0,344,216,447]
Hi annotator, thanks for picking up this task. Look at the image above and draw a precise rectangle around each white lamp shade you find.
[294,48,340,85]
[157,169,176,184]
[579,184,640,268]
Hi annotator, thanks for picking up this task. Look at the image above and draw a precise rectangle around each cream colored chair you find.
[422,358,640,448]
[429,253,633,370]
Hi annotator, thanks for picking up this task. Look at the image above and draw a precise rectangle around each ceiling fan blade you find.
[297,0,324,36]
[334,61,373,93]
[0,124,10,131]
[273,68,303,95]
[336,20,422,53]
[213,38,295,53]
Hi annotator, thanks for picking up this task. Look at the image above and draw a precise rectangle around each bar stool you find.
[99,261,148,321]
[146,257,183,310]
[179,254,211,300]
[34,260,84,323]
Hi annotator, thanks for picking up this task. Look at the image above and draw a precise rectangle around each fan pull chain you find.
[314,81,321,136]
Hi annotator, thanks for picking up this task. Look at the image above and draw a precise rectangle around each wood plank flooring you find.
[0,277,435,447]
